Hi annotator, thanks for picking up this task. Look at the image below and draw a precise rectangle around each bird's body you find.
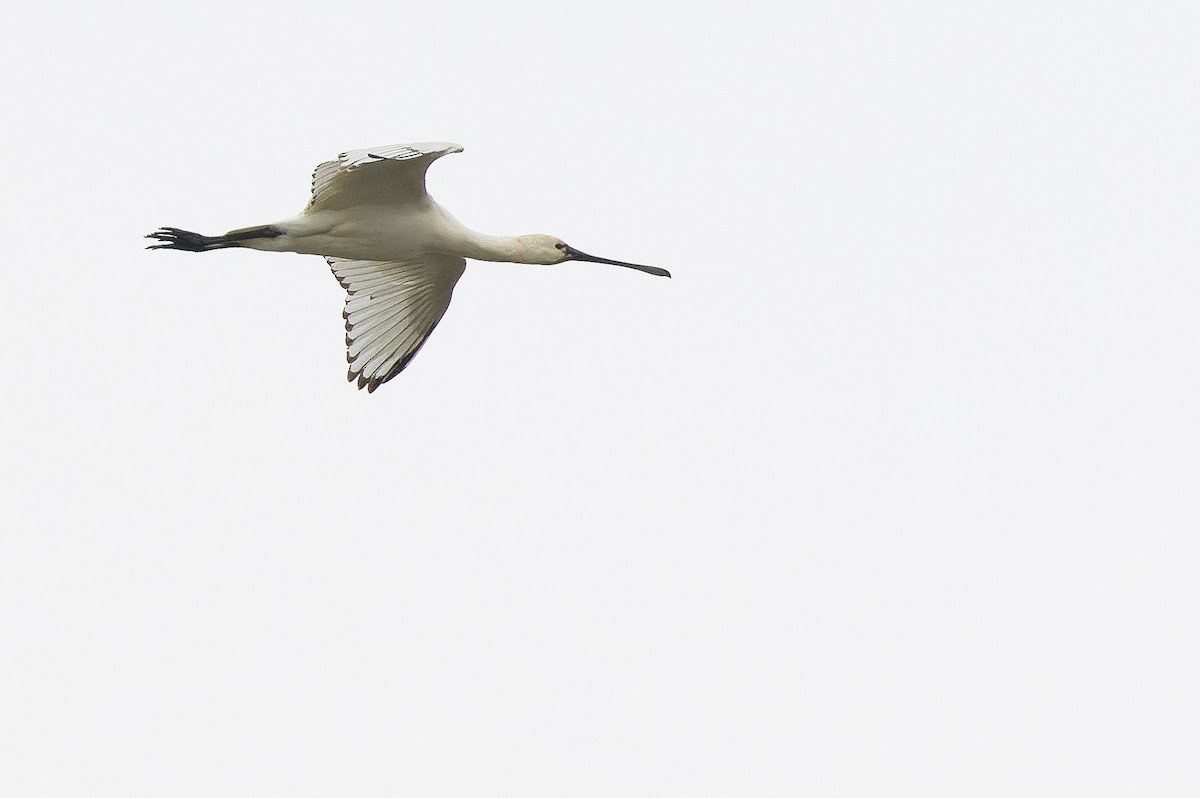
[147,142,668,392]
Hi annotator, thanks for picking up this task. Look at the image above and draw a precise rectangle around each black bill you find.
[564,245,671,278]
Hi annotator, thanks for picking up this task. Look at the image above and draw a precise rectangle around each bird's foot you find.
[145,227,216,252]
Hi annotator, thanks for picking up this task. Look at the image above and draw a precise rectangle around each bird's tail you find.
[145,225,282,252]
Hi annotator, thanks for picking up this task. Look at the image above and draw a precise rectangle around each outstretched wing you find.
[308,142,464,213]
[330,254,467,392]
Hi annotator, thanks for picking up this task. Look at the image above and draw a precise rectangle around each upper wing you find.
[330,253,467,392]
[308,142,464,213]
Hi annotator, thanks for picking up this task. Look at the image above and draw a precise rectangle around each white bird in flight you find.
[147,142,670,392]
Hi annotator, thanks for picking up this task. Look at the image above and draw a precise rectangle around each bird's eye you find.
[555,242,567,250]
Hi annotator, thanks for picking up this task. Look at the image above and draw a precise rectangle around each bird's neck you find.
[456,230,536,263]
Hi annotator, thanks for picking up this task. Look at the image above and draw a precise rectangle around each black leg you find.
[145,225,282,252]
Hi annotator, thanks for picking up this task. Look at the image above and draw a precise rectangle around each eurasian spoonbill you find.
[146,142,670,392]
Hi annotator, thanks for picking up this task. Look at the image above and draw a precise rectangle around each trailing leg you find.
[145,224,282,252]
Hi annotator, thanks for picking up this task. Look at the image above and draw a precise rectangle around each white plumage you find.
[147,142,669,392]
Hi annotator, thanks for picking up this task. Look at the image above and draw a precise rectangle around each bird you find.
[146,142,670,392]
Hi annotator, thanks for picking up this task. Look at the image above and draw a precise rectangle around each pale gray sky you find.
[3,1,1199,795]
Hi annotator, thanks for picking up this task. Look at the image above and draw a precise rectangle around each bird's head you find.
[517,234,671,277]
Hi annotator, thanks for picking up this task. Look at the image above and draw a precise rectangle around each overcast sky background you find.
[3,1,1198,795]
